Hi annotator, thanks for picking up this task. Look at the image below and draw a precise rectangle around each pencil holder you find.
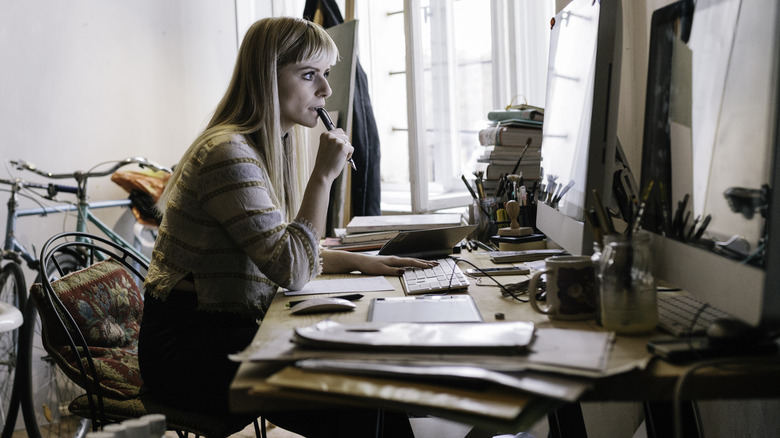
[469,198,504,243]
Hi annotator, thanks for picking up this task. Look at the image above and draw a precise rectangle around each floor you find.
[9,416,303,438]
[9,408,552,438]
[10,415,550,438]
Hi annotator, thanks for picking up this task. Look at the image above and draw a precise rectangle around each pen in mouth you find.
[316,107,357,172]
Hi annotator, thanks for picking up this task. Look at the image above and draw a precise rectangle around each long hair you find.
[158,17,338,220]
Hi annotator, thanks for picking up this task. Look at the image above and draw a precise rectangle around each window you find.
[357,0,554,213]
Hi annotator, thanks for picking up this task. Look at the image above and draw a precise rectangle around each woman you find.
[138,16,427,437]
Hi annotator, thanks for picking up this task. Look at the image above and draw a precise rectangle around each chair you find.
[20,231,263,438]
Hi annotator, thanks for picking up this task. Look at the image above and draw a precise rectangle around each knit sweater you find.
[144,133,320,318]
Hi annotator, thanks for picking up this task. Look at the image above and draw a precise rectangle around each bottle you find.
[598,231,658,334]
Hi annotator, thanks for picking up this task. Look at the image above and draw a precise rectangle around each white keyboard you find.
[657,293,733,337]
[401,258,470,295]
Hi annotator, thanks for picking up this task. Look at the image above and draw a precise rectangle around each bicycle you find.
[0,157,170,438]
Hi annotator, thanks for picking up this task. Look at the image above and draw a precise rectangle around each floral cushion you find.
[31,258,145,399]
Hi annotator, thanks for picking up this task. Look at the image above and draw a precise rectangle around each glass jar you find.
[599,231,658,334]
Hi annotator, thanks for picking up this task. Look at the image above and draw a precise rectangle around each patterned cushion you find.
[31,258,145,399]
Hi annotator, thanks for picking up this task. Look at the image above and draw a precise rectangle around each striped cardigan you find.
[144,133,320,318]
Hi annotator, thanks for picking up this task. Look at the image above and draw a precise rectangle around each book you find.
[490,234,548,252]
[345,213,463,234]
[488,108,545,123]
[338,229,400,244]
[483,162,542,180]
[321,237,386,252]
[478,126,543,147]
[479,145,542,160]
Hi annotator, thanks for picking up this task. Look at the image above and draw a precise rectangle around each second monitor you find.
[536,0,629,256]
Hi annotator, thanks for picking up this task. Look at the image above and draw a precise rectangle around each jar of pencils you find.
[469,197,507,242]
[598,231,658,334]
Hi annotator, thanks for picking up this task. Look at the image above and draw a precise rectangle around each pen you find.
[510,138,532,175]
[316,107,357,171]
[286,293,364,308]
[462,174,492,219]
[693,214,712,241]
[473,170,486,199]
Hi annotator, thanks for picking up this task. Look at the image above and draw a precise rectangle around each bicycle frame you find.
[18,200,148,265]
[5,189,149,271]
[4,157,170,267]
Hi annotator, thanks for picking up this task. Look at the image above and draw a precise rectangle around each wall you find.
[0,1,240,286]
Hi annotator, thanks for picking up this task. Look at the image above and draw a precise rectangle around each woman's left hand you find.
[321,250,437,276]
[357,255,437,276]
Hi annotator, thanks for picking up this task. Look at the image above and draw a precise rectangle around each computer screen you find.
[536,0,625,256]
[640,0,780,328]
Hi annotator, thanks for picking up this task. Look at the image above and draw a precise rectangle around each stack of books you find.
[476,108,544,196]
[323,214,463,251]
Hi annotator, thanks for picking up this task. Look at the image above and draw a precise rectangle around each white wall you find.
[0,1,241,284]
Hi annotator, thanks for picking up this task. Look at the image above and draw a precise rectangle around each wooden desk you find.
[229,251,780,429]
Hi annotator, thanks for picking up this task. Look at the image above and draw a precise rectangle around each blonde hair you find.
[159,17,338,220]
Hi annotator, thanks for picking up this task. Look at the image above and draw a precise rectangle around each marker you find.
[316,107,357,171]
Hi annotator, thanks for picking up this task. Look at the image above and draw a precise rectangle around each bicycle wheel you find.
[0,262,26,436]
[19,252,85,438]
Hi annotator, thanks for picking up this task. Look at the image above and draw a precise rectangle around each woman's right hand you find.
[312,129,354,182]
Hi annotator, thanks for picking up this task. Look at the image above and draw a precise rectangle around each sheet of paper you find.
[284,276,395,296]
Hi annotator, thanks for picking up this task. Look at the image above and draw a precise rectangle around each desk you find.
[229,250,780,433]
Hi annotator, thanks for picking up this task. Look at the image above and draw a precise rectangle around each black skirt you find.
[137,289,415,437]
[138,289,258,414]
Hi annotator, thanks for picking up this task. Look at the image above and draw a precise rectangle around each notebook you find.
[378,225,477,259]
[345,213,463,234]
[368,295,483,323]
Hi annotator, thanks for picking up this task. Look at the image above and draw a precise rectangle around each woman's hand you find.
[357,255,437,276]
[312,129,354,182]
[322,250,437,276]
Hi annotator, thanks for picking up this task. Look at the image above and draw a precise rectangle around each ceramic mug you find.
[528,255,598,320]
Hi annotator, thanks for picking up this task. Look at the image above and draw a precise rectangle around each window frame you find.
[386,0,552,213]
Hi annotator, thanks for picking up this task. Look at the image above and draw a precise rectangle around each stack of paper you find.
[232,321,623,433]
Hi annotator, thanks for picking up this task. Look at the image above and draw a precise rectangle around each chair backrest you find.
[30,231,150,425]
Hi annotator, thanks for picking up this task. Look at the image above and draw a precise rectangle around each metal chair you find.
[17,231,263,438]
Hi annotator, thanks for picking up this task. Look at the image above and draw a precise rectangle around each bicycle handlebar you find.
[10,156,172,180]
[0,177,79,197]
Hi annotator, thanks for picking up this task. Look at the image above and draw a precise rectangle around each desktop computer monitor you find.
[640,0,780,328]
[536,0,626,256]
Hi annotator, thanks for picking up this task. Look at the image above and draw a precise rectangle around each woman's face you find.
[278,56,333,133]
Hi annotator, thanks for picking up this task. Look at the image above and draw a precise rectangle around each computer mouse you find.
[706,318,753,342]
[289,297,357,315]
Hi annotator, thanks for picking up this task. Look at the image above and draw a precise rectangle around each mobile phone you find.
[466,266,530,276]
[646,337,778,363]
